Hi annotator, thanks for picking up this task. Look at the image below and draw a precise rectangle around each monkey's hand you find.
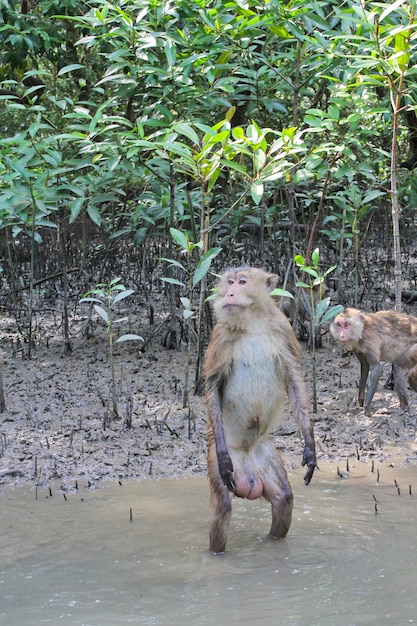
[217,451,235,492]
[302,445,316,485]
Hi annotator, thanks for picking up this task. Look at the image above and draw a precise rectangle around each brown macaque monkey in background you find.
[330,307,417,413]
[204,267,317,554]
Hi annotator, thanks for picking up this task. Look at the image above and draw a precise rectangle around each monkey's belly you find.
[222,360,285,448]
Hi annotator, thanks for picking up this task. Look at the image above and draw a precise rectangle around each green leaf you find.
[304,115,325,128]
[268,24,291,38]
[79,296,103,305]
[362,189,385,204]
[180,297,191,310]
[165,40,176,68]
[57,64,85,76]
[170,227,189,250]
[247,123,260,144]
[86,205,102,226]
[328,104,340,121]
[323,264,338,278]
[392,34,410,73]
[93,304,109,323]
[250,181,264,205]
[115,334,144,343]
[160,277,185,287]
[112,289,135,305]
[193,247,222,287]
[206,166,221,193]
[320,304,344,325]
[220,159,251,176]
[302,267,320,279]
[253,148,266,173]
[380,0,407,22]
[172,122,199,146]
[270,288,293,298]
[315,297,330,322]
[159,257,187,272]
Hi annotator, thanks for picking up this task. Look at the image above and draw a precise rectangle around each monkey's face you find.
[213,267,278,329]
[331,310,364,345]
[337,319,351,342]
[222,271,251,309]
[213,270,253,324]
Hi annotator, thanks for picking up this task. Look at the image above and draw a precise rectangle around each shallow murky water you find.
[0,460,416,626]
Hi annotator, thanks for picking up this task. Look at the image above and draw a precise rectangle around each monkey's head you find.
[330,308,365,346]
[213,266,278,329]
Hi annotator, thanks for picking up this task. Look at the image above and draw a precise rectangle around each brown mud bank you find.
[1,311,417,494]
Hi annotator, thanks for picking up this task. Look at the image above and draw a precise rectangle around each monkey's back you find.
[363,310,417,362]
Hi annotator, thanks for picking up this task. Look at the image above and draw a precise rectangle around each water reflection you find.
[0,461,416,625]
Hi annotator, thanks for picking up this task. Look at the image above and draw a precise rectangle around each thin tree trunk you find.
[0,350,6,412]
[390,73,404,312]
[194,186,209,395]
[59,214,72,355]
[165,163,178,350]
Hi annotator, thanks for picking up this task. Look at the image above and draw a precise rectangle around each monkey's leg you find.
[364,362,382,412]
[392,363,410,409]
[392,344,417,408]
[383,366,395,389]
[263,451,293,540]
[208,439,233,554]
[408,365,417,393]
[357,355,370,407]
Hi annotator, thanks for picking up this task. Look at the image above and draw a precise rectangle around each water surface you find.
[1,460,416,625]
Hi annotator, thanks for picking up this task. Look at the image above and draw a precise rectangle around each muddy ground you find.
[1,296,417,495]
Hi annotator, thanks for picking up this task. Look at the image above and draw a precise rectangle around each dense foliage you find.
[1,0,417,355]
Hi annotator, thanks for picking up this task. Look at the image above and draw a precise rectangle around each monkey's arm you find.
[206,381,235,492]
[301,437,316,485]
[286,364,317,485]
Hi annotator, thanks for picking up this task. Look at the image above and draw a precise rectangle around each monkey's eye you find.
[227,278,235,285]
[238,277,247,285]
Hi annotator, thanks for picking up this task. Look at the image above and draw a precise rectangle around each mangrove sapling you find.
[323,185,384,306]
[294,249,343,412]
[160,228,221,410]
[80,278,143,426]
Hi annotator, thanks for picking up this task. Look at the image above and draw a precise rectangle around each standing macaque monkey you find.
[330,308,417,412]
[204,267,317,554]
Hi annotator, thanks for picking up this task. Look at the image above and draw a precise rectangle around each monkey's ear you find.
[265,273,279,292]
